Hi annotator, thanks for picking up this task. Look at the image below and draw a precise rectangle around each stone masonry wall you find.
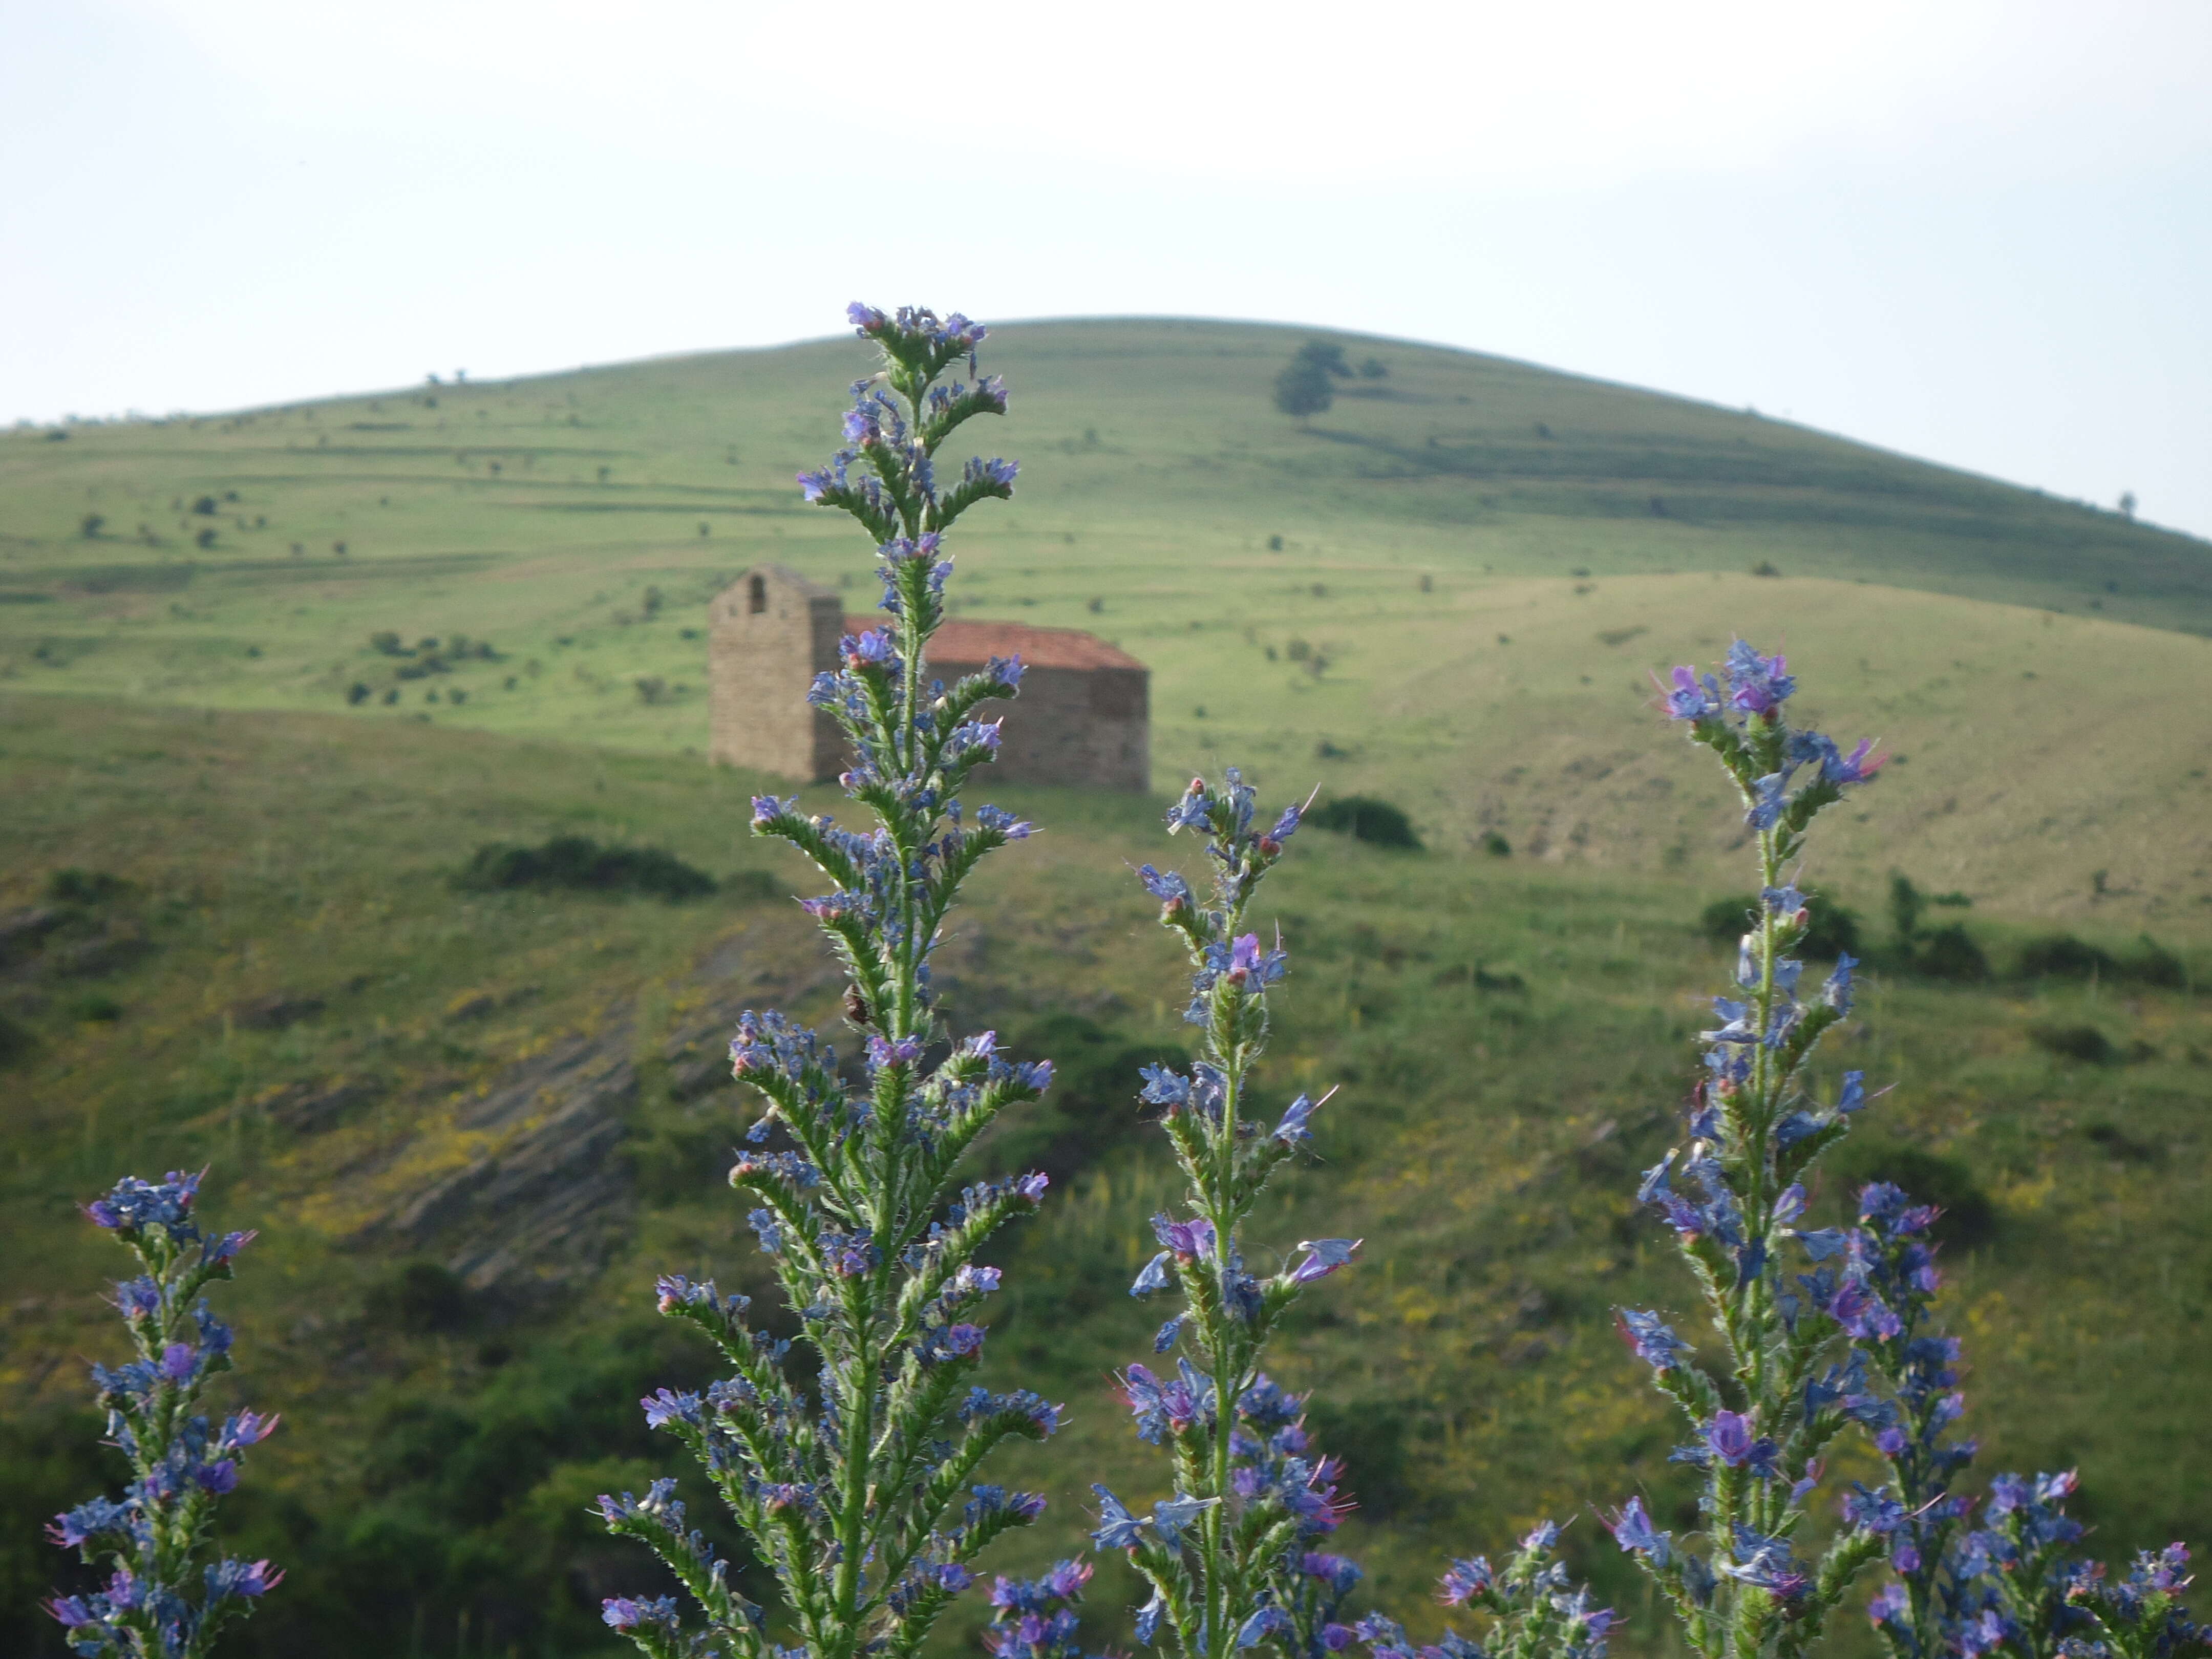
[709,567,1148,791]
[707,567,844,778]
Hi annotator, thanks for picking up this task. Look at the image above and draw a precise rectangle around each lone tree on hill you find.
[1273,339,1353,421]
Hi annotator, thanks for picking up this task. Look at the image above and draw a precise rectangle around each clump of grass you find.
[453,835,717,901]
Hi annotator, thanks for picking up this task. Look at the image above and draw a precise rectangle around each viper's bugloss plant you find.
[1607,643,1891,1659]
[601,305,1061,1659]
[1089,769,1368,1658]
[983,1557,1112,1659]
[46,1172,280,1658]
[1839,1180,2206,1659]
[1355,1525,1617,1659]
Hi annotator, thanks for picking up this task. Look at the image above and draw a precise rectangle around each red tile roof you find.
[842,616,1146,672]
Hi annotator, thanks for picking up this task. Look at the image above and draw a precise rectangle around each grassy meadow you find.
[2,319,2209,1658]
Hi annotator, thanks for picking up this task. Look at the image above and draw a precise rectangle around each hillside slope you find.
[1,692,2206,1659]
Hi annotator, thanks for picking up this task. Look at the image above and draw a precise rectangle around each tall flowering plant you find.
[1095,774,1611,1659]
[1840,1181,2205,1659]
[600,306,1062,1659]
[1089,769,1366,1658]
[1605,644,1891,1659]
[45,1172,281,1658]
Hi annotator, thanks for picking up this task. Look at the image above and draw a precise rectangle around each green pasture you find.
[2,319,2210,1657]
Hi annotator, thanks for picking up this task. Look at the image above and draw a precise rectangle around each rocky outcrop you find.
[385,1030,641,1291]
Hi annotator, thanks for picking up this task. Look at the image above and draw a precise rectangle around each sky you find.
[6,0,2209,537]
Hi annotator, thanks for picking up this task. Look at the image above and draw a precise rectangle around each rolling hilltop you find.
[4,319,2209,920]
[2,322,2208,1658]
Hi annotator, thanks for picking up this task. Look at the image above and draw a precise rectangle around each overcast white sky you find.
[6,1,2208,537]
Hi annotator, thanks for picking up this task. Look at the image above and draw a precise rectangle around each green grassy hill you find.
[2,321,2209,1658]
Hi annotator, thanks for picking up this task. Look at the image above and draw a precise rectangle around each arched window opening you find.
[748,575,767,614]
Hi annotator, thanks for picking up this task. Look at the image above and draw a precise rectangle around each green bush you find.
[1698,891,1861,960]
[453,836,716,901]
[2031,1023,2117,1065]
[1308,795,1422,850]
[2017,934,2117,980]
[1912,922,1991,982]
[46,867,130,905]
[1819,1138,1997,1248]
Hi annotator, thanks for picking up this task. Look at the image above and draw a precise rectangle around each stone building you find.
[708,565,1149,791]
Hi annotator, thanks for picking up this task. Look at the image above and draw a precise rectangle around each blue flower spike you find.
[46,1172,281,1658]
[604,308,1059,1659]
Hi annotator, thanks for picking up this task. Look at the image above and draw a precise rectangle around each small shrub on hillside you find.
[46,868,130,906]
[1910,920,1991,982]
[453,836,717,901]
[2031,1022,2117,1065]
[1308,794,1422,850]
[0,1011,34,1068]
[1700,889,1861,959]
[2017,933,2112,980]
[1819,1136,1997,1249]
[365,1262,478,1336]
[2122,935,2188,988]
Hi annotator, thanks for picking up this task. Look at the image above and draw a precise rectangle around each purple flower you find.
[1616,1309,1691,1372]
[1273,1093,1319,1143]
[1605,1496,1672,1565]
[158,1343,196,1382]
[974,805,1034,843]
[1290,1238,1360,1284]
[1153,1213,1217,1260]
[868,1033,924,1070]
[1841,1484,1908,1534]
[1136,1587,1167,1644]
[1745,772,1789,831]
[986,653,1025,688]
[1819,955,1860,1019]
[1131,1252,1173,1296]
[1958,1610,2008,1657]
[1305,1552,1364,1594]
[48,1496,130,1548]
[1724,642,1796,713]
[46,1596,97,1629]
[641,1388,701,1429]
[1239,1607,1293,1648]
[1152,1492,1215,1547]
[1438,1557,1493,1604]
[1825,737,1883,783]
[195,1459,239,1494]
[842,629,897,665]
[1720,1525,1807,1599]
[208,1558,283,1599]
[1090,1484,1149,1549]
[1703,1410,1756,1466]
[1866,1583,1909,1627]
[847,302,890,334]
[1230,933,1263,976]
[1658,664,1722,720]
[1827,1277,1903,1340]
[1137,864,1193,907]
